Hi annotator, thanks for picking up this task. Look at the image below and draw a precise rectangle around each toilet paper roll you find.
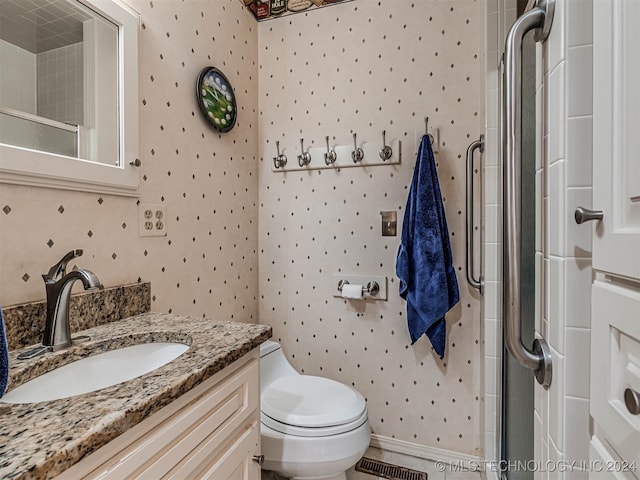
[341,283,364,299]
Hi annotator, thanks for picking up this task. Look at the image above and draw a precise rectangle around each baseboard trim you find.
[369,434,483,469]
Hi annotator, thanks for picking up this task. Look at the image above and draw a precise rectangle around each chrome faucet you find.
[17,250,103,360]
[42,249,102,350]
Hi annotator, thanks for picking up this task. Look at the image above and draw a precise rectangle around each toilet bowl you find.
[259,340,371,480]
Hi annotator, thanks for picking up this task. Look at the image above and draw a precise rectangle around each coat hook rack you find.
[271,131,402,172]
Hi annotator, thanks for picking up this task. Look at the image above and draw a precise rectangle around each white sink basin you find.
[2,342,189,404]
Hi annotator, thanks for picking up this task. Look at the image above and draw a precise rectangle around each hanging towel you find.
[0,307,8,397]
[396,135,459,358]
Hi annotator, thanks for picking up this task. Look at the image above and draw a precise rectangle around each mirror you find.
[0,0,140,196]
[0,0,118,163]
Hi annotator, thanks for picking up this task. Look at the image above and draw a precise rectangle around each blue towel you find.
[0,307,8,397]
[396,135,459,358]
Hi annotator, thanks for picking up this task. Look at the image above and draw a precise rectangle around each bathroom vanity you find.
[0,313,271,479]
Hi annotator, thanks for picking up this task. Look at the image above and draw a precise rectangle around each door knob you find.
[252,454,265,465]
[574,207,604,224]
[624,388,640,415]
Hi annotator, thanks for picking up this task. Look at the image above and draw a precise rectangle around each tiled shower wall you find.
[0,39,38,151]
[0,0,260,324]
[0,40,82,154]
[0,39,36,113]
[535,0,594,475]
[36,43,84,124]
[257,0,484,456]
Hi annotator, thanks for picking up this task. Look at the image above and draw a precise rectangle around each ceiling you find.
[0,0,92,54]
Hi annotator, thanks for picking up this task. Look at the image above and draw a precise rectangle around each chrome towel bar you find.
[466,135,484,294]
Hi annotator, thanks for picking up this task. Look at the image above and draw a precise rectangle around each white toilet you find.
[259,340,371,480]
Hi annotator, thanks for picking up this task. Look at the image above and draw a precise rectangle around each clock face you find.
[196,67,237,133]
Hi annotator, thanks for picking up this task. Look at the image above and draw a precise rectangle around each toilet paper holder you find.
[337,279,380,296]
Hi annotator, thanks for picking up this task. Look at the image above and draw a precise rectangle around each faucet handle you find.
[45,249,83,281]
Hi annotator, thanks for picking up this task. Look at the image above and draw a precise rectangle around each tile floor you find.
[261,447,483,480]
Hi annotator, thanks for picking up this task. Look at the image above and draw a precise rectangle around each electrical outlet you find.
[139,204,167,237]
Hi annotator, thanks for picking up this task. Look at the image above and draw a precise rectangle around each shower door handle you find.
[503,0,555,388]
[466,135,484,293]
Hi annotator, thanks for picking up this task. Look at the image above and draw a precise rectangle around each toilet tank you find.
[260,340,297,392]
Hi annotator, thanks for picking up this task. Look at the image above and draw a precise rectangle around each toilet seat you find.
[261,408,369,437]
[261,375,367,437]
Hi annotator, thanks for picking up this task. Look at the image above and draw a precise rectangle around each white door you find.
[590,0,640,476]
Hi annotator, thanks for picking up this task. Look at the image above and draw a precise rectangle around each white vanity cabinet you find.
[56,349,261,480]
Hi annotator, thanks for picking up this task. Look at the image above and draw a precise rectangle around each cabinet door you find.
[592,0,640,278]
[197,420,261,480]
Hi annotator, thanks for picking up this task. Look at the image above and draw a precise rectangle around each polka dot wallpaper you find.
[258,0,484,455]
[0,0,485,458]
[0,0,261,325]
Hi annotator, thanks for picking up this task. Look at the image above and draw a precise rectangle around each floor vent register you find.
[355,457,428,480]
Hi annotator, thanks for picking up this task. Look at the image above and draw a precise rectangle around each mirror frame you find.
[0,0,140,197]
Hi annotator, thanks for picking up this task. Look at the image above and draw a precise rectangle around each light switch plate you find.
[380,211,397,236]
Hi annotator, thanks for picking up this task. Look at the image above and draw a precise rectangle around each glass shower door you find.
[500,25,537,480]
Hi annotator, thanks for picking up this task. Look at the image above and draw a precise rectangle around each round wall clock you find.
[196,66,237,133]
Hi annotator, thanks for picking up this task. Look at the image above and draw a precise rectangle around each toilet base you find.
[261,419,370,480]
[264,471,346,480]
[291,473,346,480]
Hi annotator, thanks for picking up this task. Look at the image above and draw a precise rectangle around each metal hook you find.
[379,130,392,161]
[297,138,311,167]
[273,140,287,169]
[324,136,337,165]
[351,132,364,163]
[425,117,435,145]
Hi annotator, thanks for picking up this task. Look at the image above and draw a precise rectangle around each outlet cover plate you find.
[139,204,167,237]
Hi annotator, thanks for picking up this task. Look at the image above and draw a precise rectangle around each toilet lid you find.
[261,375,366,428]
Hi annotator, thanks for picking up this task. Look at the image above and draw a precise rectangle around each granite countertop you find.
[0,313,272,480]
